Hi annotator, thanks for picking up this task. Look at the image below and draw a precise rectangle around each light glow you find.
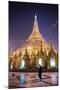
[38,58,42,66]
[20,60,25,69]
[10,64,13,69]
[27,47,31,50]
[50,58,55,67]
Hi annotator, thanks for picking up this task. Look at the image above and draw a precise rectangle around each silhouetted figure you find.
[38,64,42,81]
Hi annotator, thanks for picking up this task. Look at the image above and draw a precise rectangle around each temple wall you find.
[9,49,58,70]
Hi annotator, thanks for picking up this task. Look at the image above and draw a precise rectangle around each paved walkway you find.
[9,72,58,88]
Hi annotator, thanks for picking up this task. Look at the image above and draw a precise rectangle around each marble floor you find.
[9,72,58,88]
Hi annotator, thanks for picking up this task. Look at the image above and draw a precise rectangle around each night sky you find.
[9,1,58,52]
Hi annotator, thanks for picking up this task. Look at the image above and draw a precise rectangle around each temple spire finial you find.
[35,14,37,20]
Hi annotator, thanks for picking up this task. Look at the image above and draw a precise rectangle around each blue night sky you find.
[9,1,58,52]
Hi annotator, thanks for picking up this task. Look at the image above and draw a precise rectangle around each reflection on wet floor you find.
[9,72,58,88]
[19,73,25,85]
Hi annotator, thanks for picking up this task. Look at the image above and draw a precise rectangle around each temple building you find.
[9,14,58,70]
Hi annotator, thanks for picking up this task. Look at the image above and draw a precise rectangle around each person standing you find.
[38,64,42,81]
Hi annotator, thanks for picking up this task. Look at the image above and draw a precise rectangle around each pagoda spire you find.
[27,14,42,41]
[33,14,40,33]
[50,41,53,51]
[35,14,37,22]
[50,39,53,50]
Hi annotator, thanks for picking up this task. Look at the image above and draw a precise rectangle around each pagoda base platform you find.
[9,67,58,72]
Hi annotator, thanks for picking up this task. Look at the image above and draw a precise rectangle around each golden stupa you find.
[9,14,58,70]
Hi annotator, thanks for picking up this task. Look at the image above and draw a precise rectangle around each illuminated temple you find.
[9,14,58,70]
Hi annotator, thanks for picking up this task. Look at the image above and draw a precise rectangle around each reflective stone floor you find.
[9,72,58,88]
